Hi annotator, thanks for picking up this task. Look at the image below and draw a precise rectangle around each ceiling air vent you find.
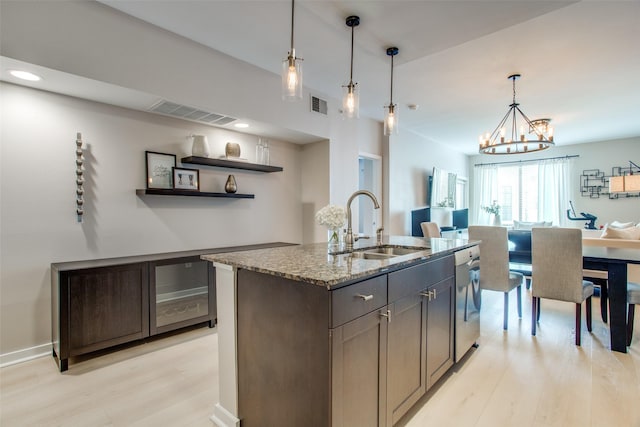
[311,96,328,115]
[149,100,237,127]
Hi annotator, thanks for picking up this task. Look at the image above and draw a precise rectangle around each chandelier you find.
[479,74,555,155]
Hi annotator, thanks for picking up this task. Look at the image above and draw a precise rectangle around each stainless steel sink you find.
[362,246,428,256]
[349,251,396,260]
[347,245,429,260]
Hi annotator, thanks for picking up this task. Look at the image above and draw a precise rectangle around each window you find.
[474,157,574,226]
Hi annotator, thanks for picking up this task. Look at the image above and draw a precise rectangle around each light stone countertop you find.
[201,235,477,288]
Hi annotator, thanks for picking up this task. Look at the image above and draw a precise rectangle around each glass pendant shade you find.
[384,47,399,136]
[342,82,359,118]
[282,0,302,101]
[282,53,303,101]
[384,103,398,135]
[342,15,360,119]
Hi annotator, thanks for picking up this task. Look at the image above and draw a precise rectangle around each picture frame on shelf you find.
[172,167,199,191]
[146,151,176,189]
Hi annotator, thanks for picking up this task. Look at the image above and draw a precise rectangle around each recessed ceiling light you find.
[234,123,249,129]
[9,70,42,82]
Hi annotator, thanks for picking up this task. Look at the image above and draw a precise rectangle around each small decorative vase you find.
[225,174,237,193]
[191,135,210,157]
[225,142,241,158]
[492,214,501,226]
[327,228,342,253]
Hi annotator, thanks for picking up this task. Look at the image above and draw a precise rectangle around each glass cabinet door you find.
[150,256,214,334]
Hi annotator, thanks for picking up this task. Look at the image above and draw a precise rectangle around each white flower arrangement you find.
[315,204,346,230]
[482,200,501,215]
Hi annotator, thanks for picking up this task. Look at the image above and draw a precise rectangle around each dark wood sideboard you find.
[51,242,293,372]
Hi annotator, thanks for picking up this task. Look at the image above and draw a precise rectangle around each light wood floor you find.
[1,289,639,427]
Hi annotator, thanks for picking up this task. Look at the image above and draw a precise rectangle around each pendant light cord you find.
[390,53,394,104]
[349,24,355,81]
[290,0,295,55]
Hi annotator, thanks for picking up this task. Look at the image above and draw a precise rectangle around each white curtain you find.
[473,157,573,226]
[538,157,573,226]
[473,164,498,225]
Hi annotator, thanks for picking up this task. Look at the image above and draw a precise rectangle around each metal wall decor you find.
[75,132,84,222]
[580,165,640,199]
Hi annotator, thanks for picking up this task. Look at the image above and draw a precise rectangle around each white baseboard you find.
[0,343,51,368]
[210,403,240,427]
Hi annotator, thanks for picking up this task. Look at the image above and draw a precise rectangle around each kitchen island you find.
[202,236,476,427]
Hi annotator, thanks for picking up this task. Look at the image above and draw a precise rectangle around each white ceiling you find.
[7,1,640,155]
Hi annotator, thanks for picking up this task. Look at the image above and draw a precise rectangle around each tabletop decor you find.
[146,151,176,189]
[482,200,501,225]
[172,167,199,191]
[315,204,346,251]
[225,174,237,193]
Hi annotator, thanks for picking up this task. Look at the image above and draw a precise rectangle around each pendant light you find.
[282,0,303,101]
[478,74,555,155]
[384,47,399,135]
[342,15,360,118]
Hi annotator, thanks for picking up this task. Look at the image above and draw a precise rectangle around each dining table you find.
[507,230,640,353]
[582,246,640,353]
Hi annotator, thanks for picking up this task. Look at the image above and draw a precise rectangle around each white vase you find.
[191,135,210,158]
[492,214,501,226]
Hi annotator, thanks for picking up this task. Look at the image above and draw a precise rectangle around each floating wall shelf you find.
[136,189,254,199]
[181,156,283,173]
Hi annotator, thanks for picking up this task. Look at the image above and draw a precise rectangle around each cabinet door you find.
[426,276,455,389]
[387,293,427,426]
[66,263,149,356]
[332,308,389,427]
[149,256,215,335]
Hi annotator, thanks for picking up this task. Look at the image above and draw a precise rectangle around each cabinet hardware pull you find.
[380,309,391,323]
[419,290,434,301]
[356,294,374,301]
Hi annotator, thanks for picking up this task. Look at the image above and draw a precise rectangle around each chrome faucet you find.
[345,190,381,251]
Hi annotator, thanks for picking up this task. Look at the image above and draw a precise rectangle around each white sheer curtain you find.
[538,157,573,226]
[473,157,573,226]
[473,164,498,225]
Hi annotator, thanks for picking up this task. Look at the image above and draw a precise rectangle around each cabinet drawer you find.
[388,255,454,302]
[331,275,387,327]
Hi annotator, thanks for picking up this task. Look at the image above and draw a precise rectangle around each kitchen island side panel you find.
[236,269,331,427]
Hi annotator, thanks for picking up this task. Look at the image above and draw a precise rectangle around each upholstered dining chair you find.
[531,228,594,346]
[420,222,441,238]
[583,269,608,323]
[468,226,524,330]
[628,282,640,346]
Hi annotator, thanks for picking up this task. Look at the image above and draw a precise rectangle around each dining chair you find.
[420,222,441,238]
[582,269,608,323]
[628,282,640,346]
[531,227,594,346]
[468,226,524,330]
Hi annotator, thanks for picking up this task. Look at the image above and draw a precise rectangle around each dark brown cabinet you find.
[66,263,149,360]
[425,276,455,389]
[387,293,427,425]
[331,307,389,427]
[234,254,456,427]
[52,255,215,372]
[386,254,454,424]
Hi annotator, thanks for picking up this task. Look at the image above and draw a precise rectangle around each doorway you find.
[358,154,382,237]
